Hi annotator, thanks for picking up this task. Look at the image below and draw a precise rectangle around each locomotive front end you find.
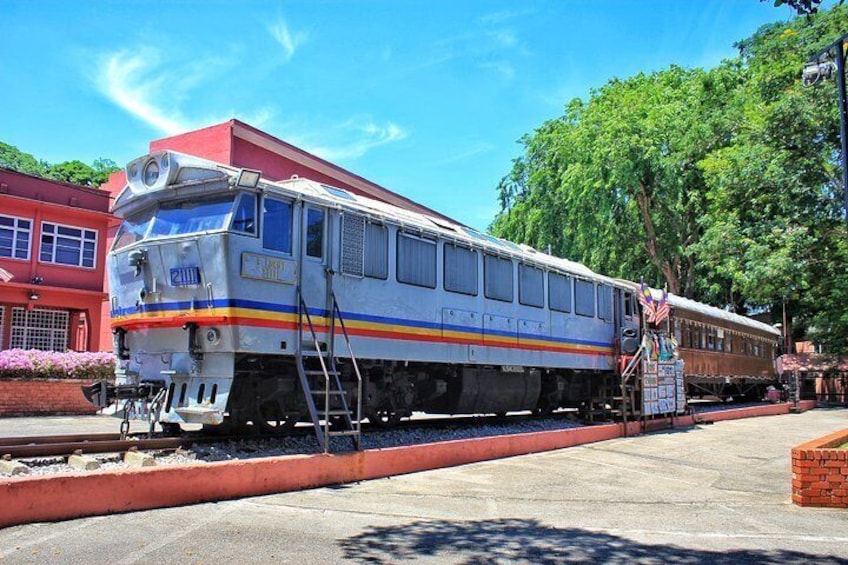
[88,151,260,430]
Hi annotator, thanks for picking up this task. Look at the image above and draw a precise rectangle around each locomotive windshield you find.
[112,194,238,250]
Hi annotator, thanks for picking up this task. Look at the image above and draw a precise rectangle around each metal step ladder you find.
[618,346,645,426]
[295,288,362,453]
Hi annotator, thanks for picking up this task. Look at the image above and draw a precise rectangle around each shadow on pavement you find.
[339,517,847,564]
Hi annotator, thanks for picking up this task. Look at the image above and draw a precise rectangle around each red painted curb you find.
[0,402,818,528]
[0,423,622,527]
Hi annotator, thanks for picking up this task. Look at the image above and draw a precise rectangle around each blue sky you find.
[0,1,805,231]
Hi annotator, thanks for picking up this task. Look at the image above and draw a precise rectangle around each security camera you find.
[802,61,836,87]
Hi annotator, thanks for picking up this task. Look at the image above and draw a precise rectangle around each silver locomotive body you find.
[102,151,643,432]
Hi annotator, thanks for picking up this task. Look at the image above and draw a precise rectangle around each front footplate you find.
[81,380,165,408]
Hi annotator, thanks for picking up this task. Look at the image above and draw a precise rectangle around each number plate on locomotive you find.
[170,266,201,286]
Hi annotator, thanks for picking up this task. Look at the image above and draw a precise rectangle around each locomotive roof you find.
[275,175,615,285]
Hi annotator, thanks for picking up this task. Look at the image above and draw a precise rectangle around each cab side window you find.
[231,193,257,235]
[306,208,325,259]
[262,197,292,253]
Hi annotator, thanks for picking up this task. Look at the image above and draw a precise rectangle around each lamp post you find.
[803,32,848,222]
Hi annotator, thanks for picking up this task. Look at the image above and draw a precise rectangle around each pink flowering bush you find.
[0,349,115,381]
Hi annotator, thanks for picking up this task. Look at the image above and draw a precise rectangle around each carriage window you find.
[262,197,292,253]
[549,272,572,313]
[575,280,595,317]
[597,284,612,321]
[397,233,436,288]
[726,333,732,353]
[364,222,388,279]
[519,264,544,308]
[231,193,257,235]
[484,254,513,302]
[444,243,478,295]
[306,208,324,258]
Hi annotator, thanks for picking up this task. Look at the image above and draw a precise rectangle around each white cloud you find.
[92,46,270,136]
[96,48,190,135]
[294,116,408,161]
[268,18,308,61]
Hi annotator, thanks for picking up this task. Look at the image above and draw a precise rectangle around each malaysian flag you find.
[639,280,657,323]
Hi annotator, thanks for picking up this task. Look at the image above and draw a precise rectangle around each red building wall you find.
[0,168,111,352]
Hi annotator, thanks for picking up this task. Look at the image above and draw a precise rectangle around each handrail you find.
[298,292,332,452]
[332,295,363,449]
[620,347,644,384]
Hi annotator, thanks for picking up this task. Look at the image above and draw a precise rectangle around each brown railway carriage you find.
[667,294,780,399]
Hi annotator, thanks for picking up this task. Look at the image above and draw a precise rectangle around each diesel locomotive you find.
[87,151,779,447]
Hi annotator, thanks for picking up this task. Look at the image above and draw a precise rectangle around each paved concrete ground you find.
[0,414,130,436]
[1,408,847,564]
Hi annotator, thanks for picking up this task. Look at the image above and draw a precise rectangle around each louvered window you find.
[575,280,595,318]
[519,263,544,308]
[397,232,436,288]
[341,213,366,277]
[444,243,477,295]
[484,254,513,302]
[364,222,388,279]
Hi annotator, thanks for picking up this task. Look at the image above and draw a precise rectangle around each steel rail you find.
[0,436,194,459]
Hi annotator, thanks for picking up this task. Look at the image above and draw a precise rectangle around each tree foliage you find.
[0,142,117,188]
[492,4,847,352]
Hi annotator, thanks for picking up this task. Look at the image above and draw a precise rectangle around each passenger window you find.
[518,263,543,308]
[444,243,478,295]
[262,197,292,253]
[306,208,324,258]
[484,254,513,302]
[549,272,572,313]
[397,232,436,288]
[231,193,257,235]
[575,279,595,317]
[624,292,634,318]
[364,222,388,279]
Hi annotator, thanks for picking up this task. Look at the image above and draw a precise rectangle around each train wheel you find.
[257,399,299,435]
[367,409,401,428]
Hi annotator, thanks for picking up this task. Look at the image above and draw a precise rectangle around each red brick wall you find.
[0,379,97,416]
[791,429,848,508]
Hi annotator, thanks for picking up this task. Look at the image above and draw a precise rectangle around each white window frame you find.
[0,214,32,261]
[10,307,69,351]
[39,221,98,269]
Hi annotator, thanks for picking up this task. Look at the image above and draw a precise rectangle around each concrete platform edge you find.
[0,401,816,528]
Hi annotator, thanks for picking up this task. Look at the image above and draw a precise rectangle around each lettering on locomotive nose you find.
[241,252,297,284]
[170,266,201,286]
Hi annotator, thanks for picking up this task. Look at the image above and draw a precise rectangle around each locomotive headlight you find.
[143,159,160,187]
[205,327,222,345]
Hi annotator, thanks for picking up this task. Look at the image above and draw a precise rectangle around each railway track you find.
[0,433,198,459]
[0,411,576,460]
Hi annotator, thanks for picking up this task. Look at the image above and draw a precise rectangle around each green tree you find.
[494,65,740,297]
[695,7,847,348]
[0,141,118,188]
[493,4,848,352]
[0,142,49,177]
